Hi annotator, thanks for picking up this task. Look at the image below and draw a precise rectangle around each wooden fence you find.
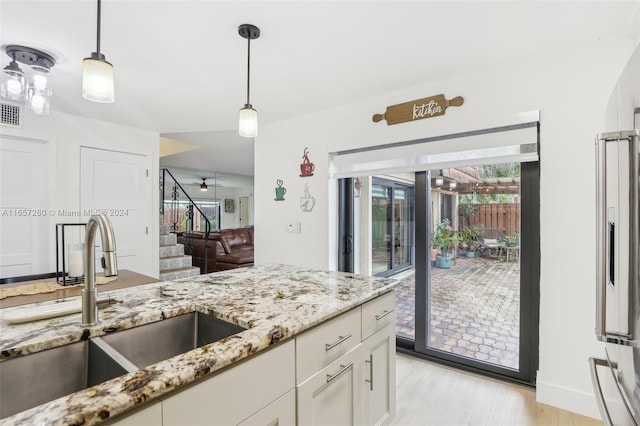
[458,203,520,237]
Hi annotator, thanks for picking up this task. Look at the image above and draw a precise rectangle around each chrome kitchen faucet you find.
[82,214,118,326]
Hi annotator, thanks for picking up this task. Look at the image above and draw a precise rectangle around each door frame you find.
[400,158,540,385]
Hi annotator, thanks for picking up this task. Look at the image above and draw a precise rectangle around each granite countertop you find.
[0,264,399,425]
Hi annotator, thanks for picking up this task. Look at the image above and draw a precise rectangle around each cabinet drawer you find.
[296,307,361,383]
[362,291,396,340]
[238,389,295,426]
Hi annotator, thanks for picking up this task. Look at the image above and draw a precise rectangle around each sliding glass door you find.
[372,178,413,277]
[410,160,539,384]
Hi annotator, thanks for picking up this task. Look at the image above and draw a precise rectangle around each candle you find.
[68,245,84,277]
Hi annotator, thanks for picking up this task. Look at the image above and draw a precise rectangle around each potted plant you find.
[432,219,459,268]
[459,225,484,258]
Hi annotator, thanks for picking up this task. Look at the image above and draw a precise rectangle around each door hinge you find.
[146,226,149,235]
[146,169,149,177]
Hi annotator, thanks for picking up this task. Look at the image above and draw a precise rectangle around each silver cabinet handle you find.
[589,357,615,426]
[375,309,394,321]
[365,354,373,391]
[325,334,352,351]
[326,363,353,383]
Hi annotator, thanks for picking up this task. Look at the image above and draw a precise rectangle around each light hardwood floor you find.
[392,353,602,426]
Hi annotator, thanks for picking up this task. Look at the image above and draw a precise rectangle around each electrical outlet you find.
[286,222,301,233]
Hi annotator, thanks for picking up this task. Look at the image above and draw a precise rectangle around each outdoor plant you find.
[432,219,459,260]
[459,224,484,252]
[500,232,519,247]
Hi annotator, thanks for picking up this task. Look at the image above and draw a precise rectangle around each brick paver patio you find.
[395,256,520,369]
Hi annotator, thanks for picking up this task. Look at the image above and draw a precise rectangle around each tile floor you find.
[394,256,520,369]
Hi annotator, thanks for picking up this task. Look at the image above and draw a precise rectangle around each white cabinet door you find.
[363,323,396,426]
[107,401,162,426]
[297,345,364,426]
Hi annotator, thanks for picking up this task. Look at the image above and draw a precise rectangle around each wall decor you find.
[300,147,315,177]
[274,179,286,201]
[224,199,235,213]
[300,183,316,212]
[372,94,464,125]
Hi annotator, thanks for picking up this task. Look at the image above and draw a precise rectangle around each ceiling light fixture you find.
[83,0,114,103]
[449,181,457,190]
[238,23,260,138]
[200,178,208,191]
[1,45,55,115]
[435,177,444,187]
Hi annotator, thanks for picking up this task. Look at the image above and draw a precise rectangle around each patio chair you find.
[479,237,505,258]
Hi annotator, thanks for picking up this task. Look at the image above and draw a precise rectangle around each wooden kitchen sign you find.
[372,94,464,125]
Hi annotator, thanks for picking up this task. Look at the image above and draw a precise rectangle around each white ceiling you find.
[2,0,639,181]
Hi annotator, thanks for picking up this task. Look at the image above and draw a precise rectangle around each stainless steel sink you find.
[0,338,135,419]
[0,312,245,419]
[101,311,246,368]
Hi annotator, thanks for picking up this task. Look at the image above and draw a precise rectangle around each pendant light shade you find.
[83,53,114,102]
[239,104,258,138]
[238,24,260,138]
[83,0,114,103]
[200,178,208,191]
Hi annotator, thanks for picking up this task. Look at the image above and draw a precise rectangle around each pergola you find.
[432,167,520,195]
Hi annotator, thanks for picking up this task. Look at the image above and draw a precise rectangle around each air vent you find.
[0,102,23,128]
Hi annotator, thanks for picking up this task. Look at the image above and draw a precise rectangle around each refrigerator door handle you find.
[595,132,640,343]
[596,136,608,340]
[590,357,615,426]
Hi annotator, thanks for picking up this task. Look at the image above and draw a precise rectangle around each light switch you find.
[286,222,301,233]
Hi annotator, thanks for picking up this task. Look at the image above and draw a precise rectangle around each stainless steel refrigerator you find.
[590,129,640,425]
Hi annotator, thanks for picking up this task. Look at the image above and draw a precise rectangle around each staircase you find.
[159,223,200,281]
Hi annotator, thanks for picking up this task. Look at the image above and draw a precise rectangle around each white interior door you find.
[0,135,49,278]
[239,196,249,227]
[80,147,151,276]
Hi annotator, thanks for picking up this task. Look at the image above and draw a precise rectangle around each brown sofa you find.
[177,227,254,273]
[211,227,254,271]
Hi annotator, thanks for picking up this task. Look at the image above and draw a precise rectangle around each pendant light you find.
[238,24,260,138]
[200,178,208,191]
[83,0,114,103]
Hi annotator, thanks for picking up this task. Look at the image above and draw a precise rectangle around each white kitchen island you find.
[0,264,399,425]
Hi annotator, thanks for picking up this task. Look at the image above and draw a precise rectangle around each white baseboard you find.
[536,376,634,424]
[536,377,602,420]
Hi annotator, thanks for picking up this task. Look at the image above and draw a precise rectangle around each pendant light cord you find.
[96,0,102,55]
[246,36,251,106]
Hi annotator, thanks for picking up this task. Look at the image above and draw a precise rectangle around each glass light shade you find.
[31,71,49,91]
[1,70,26,101]
[200,183,208,191]
[27,88,50,115]
[82,54,114,103]
[239,105,258,138]
[435,177,444,186]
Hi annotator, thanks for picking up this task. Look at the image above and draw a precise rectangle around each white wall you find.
[1,110,160,278]
[606,43,640,132]
[255,35,637,417]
